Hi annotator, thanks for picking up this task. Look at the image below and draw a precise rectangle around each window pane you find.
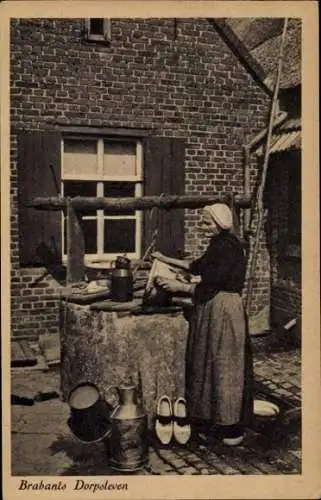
[82,219,97,254]
[104,220,136,253]
[63,139,98,176]
[63,217,97,254]
[90,19,104,35]
[64,181,97,216]
[103,141,137,177]
[104,181,135,197]
[104,182,135,216]
[64,181,97,197]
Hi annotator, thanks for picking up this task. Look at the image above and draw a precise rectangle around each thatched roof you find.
[255,117,301,156]
[226,18,301,89]
[227,18,285,50]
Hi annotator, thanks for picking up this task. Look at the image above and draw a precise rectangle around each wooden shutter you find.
[17,130,62,266]
[143,137,185,257]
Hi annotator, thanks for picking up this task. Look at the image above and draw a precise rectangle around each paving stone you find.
[155,449,187,473]
[10,335,302,476]
[147,453,174,474]
[177,451,202,464]
[215,451,262,475]
[185,459,205,469]
[290,386,301,393]
[281,389,293,397]
[157,449,175,460]
[242,453,279,474]
[170,458,187,468]
[277,388,292,396]
[173,453,199,469]
[290,450,302,459]
[265,456,299,474]
[194,446,240,475]
[178,466,198,474]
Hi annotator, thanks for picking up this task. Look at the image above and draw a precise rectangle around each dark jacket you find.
[189,231,246,304]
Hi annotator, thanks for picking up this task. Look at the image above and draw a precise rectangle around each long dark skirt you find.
[185,292,253,426]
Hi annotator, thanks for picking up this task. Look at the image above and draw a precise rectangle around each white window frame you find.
[61,137,143,265]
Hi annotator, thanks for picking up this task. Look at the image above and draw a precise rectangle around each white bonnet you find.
[203,203,233,230]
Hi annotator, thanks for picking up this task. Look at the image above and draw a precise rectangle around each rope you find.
[132,193,166,278]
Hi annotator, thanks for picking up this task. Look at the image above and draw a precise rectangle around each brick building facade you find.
[10,18,273,338]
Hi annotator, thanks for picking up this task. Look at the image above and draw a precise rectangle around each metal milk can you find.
[110,255,133,302]
[108,381,149,471]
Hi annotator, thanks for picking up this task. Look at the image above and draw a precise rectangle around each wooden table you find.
[60,299,189,426]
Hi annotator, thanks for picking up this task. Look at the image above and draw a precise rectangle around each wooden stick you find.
[245,18,289,315]
[27,194,251,212]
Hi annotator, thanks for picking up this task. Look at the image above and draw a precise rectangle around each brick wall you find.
[10,18,271,337]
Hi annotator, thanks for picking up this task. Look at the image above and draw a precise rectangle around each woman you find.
[154,203,253,446]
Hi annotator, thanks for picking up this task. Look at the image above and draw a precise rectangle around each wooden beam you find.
[58,125,151,138]
[66,199,85,284]
[27,194,251,212]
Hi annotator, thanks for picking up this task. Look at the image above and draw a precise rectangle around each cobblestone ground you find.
[10,335,301,475]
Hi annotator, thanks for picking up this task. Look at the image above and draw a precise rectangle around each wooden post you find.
[66,198,85,284]
[245,18,288,316]
[226,192,241,239]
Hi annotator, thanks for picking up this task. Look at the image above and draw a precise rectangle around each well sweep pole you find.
[245,18,289,315]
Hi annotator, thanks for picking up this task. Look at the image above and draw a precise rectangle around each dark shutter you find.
[17,130,62,266]
[143,137,185,257]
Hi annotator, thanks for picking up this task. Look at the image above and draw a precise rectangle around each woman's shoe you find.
[218,424,245,446]
[173,397,191,445]
[155,395,173,445]
[222,434,245,446]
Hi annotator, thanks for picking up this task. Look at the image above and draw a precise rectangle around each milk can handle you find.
[102,385,120,410]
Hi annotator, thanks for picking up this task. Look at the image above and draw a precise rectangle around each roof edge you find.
[209,19,273,95]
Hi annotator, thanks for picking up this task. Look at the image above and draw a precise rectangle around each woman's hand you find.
[152,251,167,262]
[152,252,191,271]
[154,277,183,294]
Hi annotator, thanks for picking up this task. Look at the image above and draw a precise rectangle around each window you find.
[61,137,143,261]
[84,18,111,43]
[17,130,185,266]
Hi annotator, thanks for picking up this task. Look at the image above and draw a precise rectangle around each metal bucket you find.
[252,399,281,434]
[67,382,113,443]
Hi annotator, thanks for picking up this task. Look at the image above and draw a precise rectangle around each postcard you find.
[1,1,320,499]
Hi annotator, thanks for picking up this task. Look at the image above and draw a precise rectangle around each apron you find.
[185,291,253,426]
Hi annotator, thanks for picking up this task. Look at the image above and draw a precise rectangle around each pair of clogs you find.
[155,396,191,445]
